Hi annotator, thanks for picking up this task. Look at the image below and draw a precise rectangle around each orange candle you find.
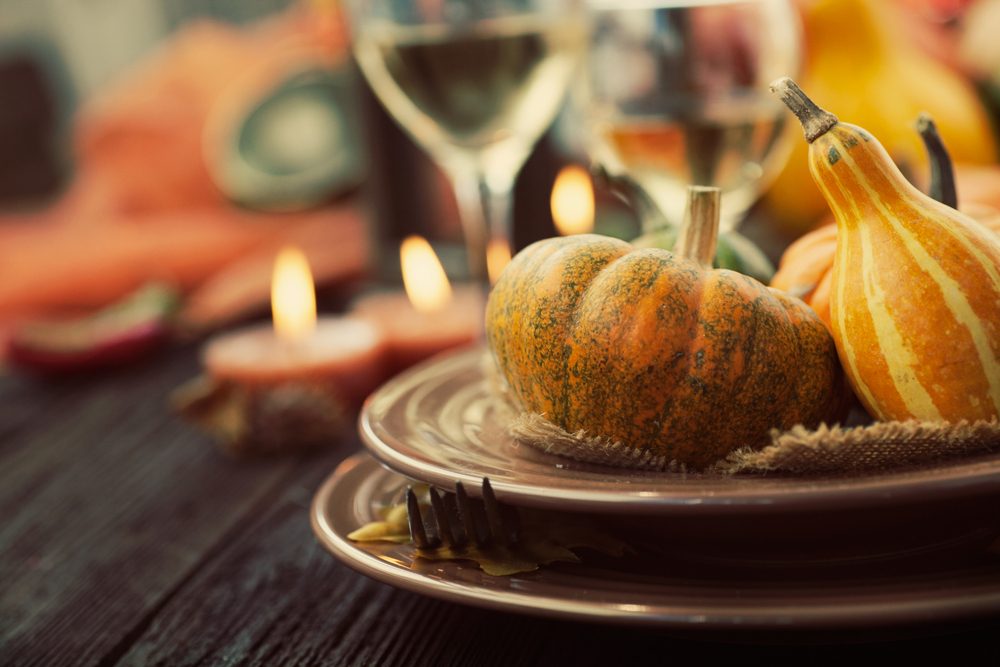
[203,247,386,402]
[352,235,484,371]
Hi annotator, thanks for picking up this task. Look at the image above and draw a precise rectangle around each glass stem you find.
[450,167,514,288]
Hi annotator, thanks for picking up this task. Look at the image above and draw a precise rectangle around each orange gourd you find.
[955,164,1000,213]
[772,114,1000,329]
[764,0,996,232]
[772,77,1000,423]
[486,187,847,469]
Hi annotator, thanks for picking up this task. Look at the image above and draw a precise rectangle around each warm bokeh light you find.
[551,165,595,235]
[400,235,453,313]
[486,237,512,285]
[271,246,317,342]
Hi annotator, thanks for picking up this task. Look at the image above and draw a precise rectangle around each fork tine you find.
[454,481,485,547]
[441,492,467,548]
[428,487,457,549]
[481,478,507,548]
[409,480,517,553]
[406,487,436,550]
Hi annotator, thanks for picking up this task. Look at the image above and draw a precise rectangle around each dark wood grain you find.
[2,346,999,666]
[0,348,340,667]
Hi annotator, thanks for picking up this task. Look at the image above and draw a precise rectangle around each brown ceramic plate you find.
[311,454,1000,629]
[358,346,1000,516]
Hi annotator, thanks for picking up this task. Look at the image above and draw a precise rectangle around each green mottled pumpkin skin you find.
[486,234,848,469]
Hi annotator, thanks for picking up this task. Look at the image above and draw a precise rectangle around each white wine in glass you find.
[586,0,801,231]
[351,4,585,283]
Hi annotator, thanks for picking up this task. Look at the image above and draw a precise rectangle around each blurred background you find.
[0,0,580,353]
[1,0,297,202]
[1,0,999,373]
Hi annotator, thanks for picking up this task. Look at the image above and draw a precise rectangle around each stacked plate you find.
[312,347,1000,630]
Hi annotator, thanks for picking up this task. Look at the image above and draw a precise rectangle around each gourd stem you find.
[916,113,958,209]
[673,186,720,268]
[769,77,838,143]
[591,164,670,234]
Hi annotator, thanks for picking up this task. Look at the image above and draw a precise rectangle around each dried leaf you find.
[172,374,347,456]
[347,504,410,543]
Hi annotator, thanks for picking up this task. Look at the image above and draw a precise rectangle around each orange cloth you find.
[0,6,363,337]
[67,9,345,218]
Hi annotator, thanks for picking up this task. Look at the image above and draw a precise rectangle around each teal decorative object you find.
[206,66,365,211]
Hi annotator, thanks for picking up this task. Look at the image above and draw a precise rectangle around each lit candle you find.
[203,246,386,402]
[351,235,483,372]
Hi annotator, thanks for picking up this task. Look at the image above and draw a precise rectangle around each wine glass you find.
[583,0,801,231]
[347,0,586,284]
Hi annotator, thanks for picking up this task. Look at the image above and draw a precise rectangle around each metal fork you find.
[405,478,520,551]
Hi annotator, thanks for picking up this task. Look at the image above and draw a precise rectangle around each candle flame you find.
[551,165,595,236]
[271,246,316,341]
[400,235,452,313]
[486,237,512,285]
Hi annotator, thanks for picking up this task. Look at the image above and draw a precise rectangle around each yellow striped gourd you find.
[772,77,1000,422]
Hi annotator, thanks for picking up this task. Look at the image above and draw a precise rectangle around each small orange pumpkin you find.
[955,163,1000,213]
[772,77,1000,422]
[771,114,1000,329]
[486,187,848,469]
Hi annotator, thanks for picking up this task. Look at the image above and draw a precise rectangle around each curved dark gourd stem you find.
[673,186,721,268]
[591,163,670,234]
[769,77,839,143]
[916,113,959,209]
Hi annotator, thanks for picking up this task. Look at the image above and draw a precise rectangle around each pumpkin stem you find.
[915,113,958,209]
[673,186,720,268]
[769,77,838,144]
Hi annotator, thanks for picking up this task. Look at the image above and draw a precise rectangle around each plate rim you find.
[311,454,1000,629]
[358,347,1000,516]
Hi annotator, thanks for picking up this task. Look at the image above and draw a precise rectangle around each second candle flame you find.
[272,246,317,342]
[400,235,452,314]
[486,237,512,285]
[551,165,595,236]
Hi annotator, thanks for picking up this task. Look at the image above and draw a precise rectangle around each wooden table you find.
[1,344,998,665]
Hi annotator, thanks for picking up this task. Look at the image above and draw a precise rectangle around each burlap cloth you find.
[484,354,1000,475]
[508,412,1000,475]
